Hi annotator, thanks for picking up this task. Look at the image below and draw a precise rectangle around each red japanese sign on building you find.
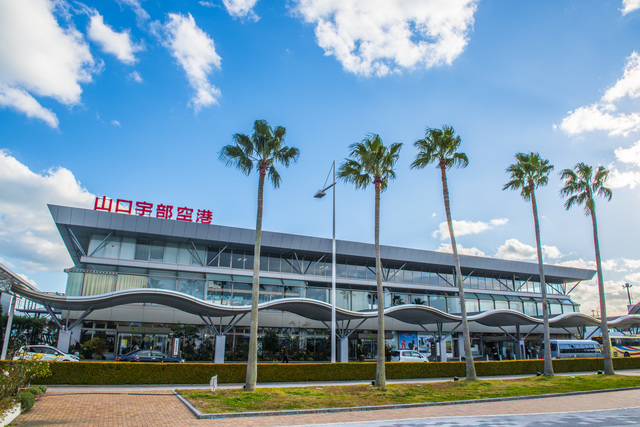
[93,196,212,224]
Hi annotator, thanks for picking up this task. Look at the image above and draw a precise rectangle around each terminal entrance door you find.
[116,326,172,355]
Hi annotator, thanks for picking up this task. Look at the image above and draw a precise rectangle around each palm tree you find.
[411,125,476,381]
[504,152,554,376]
[338,134,402,388]
[560,163,614,375]
[219,119,300,391]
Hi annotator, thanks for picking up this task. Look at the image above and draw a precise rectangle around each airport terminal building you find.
[31,199,598,362]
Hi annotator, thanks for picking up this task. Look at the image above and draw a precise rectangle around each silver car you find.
[390,350,428,362]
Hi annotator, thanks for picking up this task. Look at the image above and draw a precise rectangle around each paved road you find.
[293,406,640,427]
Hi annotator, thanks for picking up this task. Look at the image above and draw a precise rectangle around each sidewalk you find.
[13,369,640,426]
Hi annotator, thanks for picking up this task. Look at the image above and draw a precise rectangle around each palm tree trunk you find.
[245,168,266,391]
[530,183,554,376]
[374,181,386,387]
[441,163,476,381]
[591,204,614,375]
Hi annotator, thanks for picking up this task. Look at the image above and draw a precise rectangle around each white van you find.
[390,350,428,362]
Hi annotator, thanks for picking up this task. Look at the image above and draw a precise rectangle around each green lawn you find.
[178,374,640,414]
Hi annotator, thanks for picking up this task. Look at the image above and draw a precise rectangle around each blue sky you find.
[2,0,640,316]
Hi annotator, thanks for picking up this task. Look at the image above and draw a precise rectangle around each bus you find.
[592,335,640,357]
[541,340,603,359]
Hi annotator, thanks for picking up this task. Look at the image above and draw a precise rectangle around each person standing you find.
[282,345,289,363]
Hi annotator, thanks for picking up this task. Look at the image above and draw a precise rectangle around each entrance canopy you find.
[0,262,629,331]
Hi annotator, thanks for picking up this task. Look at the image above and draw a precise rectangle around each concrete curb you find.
[174,385,640,420]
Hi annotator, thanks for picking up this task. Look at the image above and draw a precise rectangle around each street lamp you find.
[314,161,337,363]
[623,283,633,308]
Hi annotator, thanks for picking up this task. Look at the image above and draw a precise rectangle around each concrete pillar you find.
[1,295,16,360]
[57,330,72,353]
[439,339,448,362]
[214,334,226,364]
[339,337,349,363]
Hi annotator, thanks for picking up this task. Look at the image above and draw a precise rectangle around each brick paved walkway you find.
[11,388,640,427]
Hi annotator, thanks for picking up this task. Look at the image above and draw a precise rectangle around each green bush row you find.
[3,357,638,386]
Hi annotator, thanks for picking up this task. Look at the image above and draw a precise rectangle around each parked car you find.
[13,345,79,362]
[116,349,184,362]
[390,350,428,362]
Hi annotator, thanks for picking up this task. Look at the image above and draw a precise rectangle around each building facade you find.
[49,203,595,362]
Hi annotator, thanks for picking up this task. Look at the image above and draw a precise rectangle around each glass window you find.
[429,294,446,312]
[283,286,302,298]
[149,242,164,262]
[352,290,369,311]
[120,237,136,260]
[447,296,460,313]
[403,269,413,283]
[177,278,205,299]
[494,299,509,310]
[336,262,346,278]
[134,240,150,261]
[307,287,328,303]
[268,256,280,272]
[103,237,121,258]
[391,294,409,306]
[244,254,254,271]
[260,284,282,302]
[465,297,479,313]
[336,289,351,309]
[523,299,537,315]
[479,297,494,311]
[280,258,294,273]
[177,245,192,265]
[147,276,176,291]
[206,247,219,266]
[88,234,107,257]
[66,271,84,296]
[232,251,245,269]
[346,263,357,279]
[218,249,231,268]
[164,242,179,263]
[366,265,376,280]
[411,294,427,305]
[509,299,524,313]
[207,281,231,304]
[356,265,368,280]
[260,255,269,271]
[232,283,252,305]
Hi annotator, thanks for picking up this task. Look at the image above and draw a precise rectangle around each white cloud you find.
[607,139,640,188]
[557,257,621,272]
[557,103,640,137]
[163,13,222,111]
[435,243,486,257]
[222,0,259,20]
[433,218,508,240]
[558,52,640,136]
[128,71,143,83]
[622,0,640,15]
[495,238,563,261]
[0,150,94,273]
[117,0,150,24]
[0,84,59,128]
[0,0,96,127]
[111,119,121,126]
[88,13,142,64]
[293,0,478,77]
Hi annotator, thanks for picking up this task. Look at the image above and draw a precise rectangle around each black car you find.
[116,349,184,362]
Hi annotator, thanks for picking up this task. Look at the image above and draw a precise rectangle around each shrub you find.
[26,387,41,398]
[19,391,35,412]
[3,357,639,386]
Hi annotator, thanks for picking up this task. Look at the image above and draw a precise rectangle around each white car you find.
[390,350,428,362]
[13,345,80,362]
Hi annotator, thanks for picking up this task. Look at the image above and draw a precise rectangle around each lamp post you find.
[314,161,337,363]
[623,283,633,307]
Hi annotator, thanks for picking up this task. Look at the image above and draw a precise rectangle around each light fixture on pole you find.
[314,161,337,363]
[623,283,633,308]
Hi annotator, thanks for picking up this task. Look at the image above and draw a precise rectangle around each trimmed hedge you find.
[2,357,638,386]
[19,392,35,412]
